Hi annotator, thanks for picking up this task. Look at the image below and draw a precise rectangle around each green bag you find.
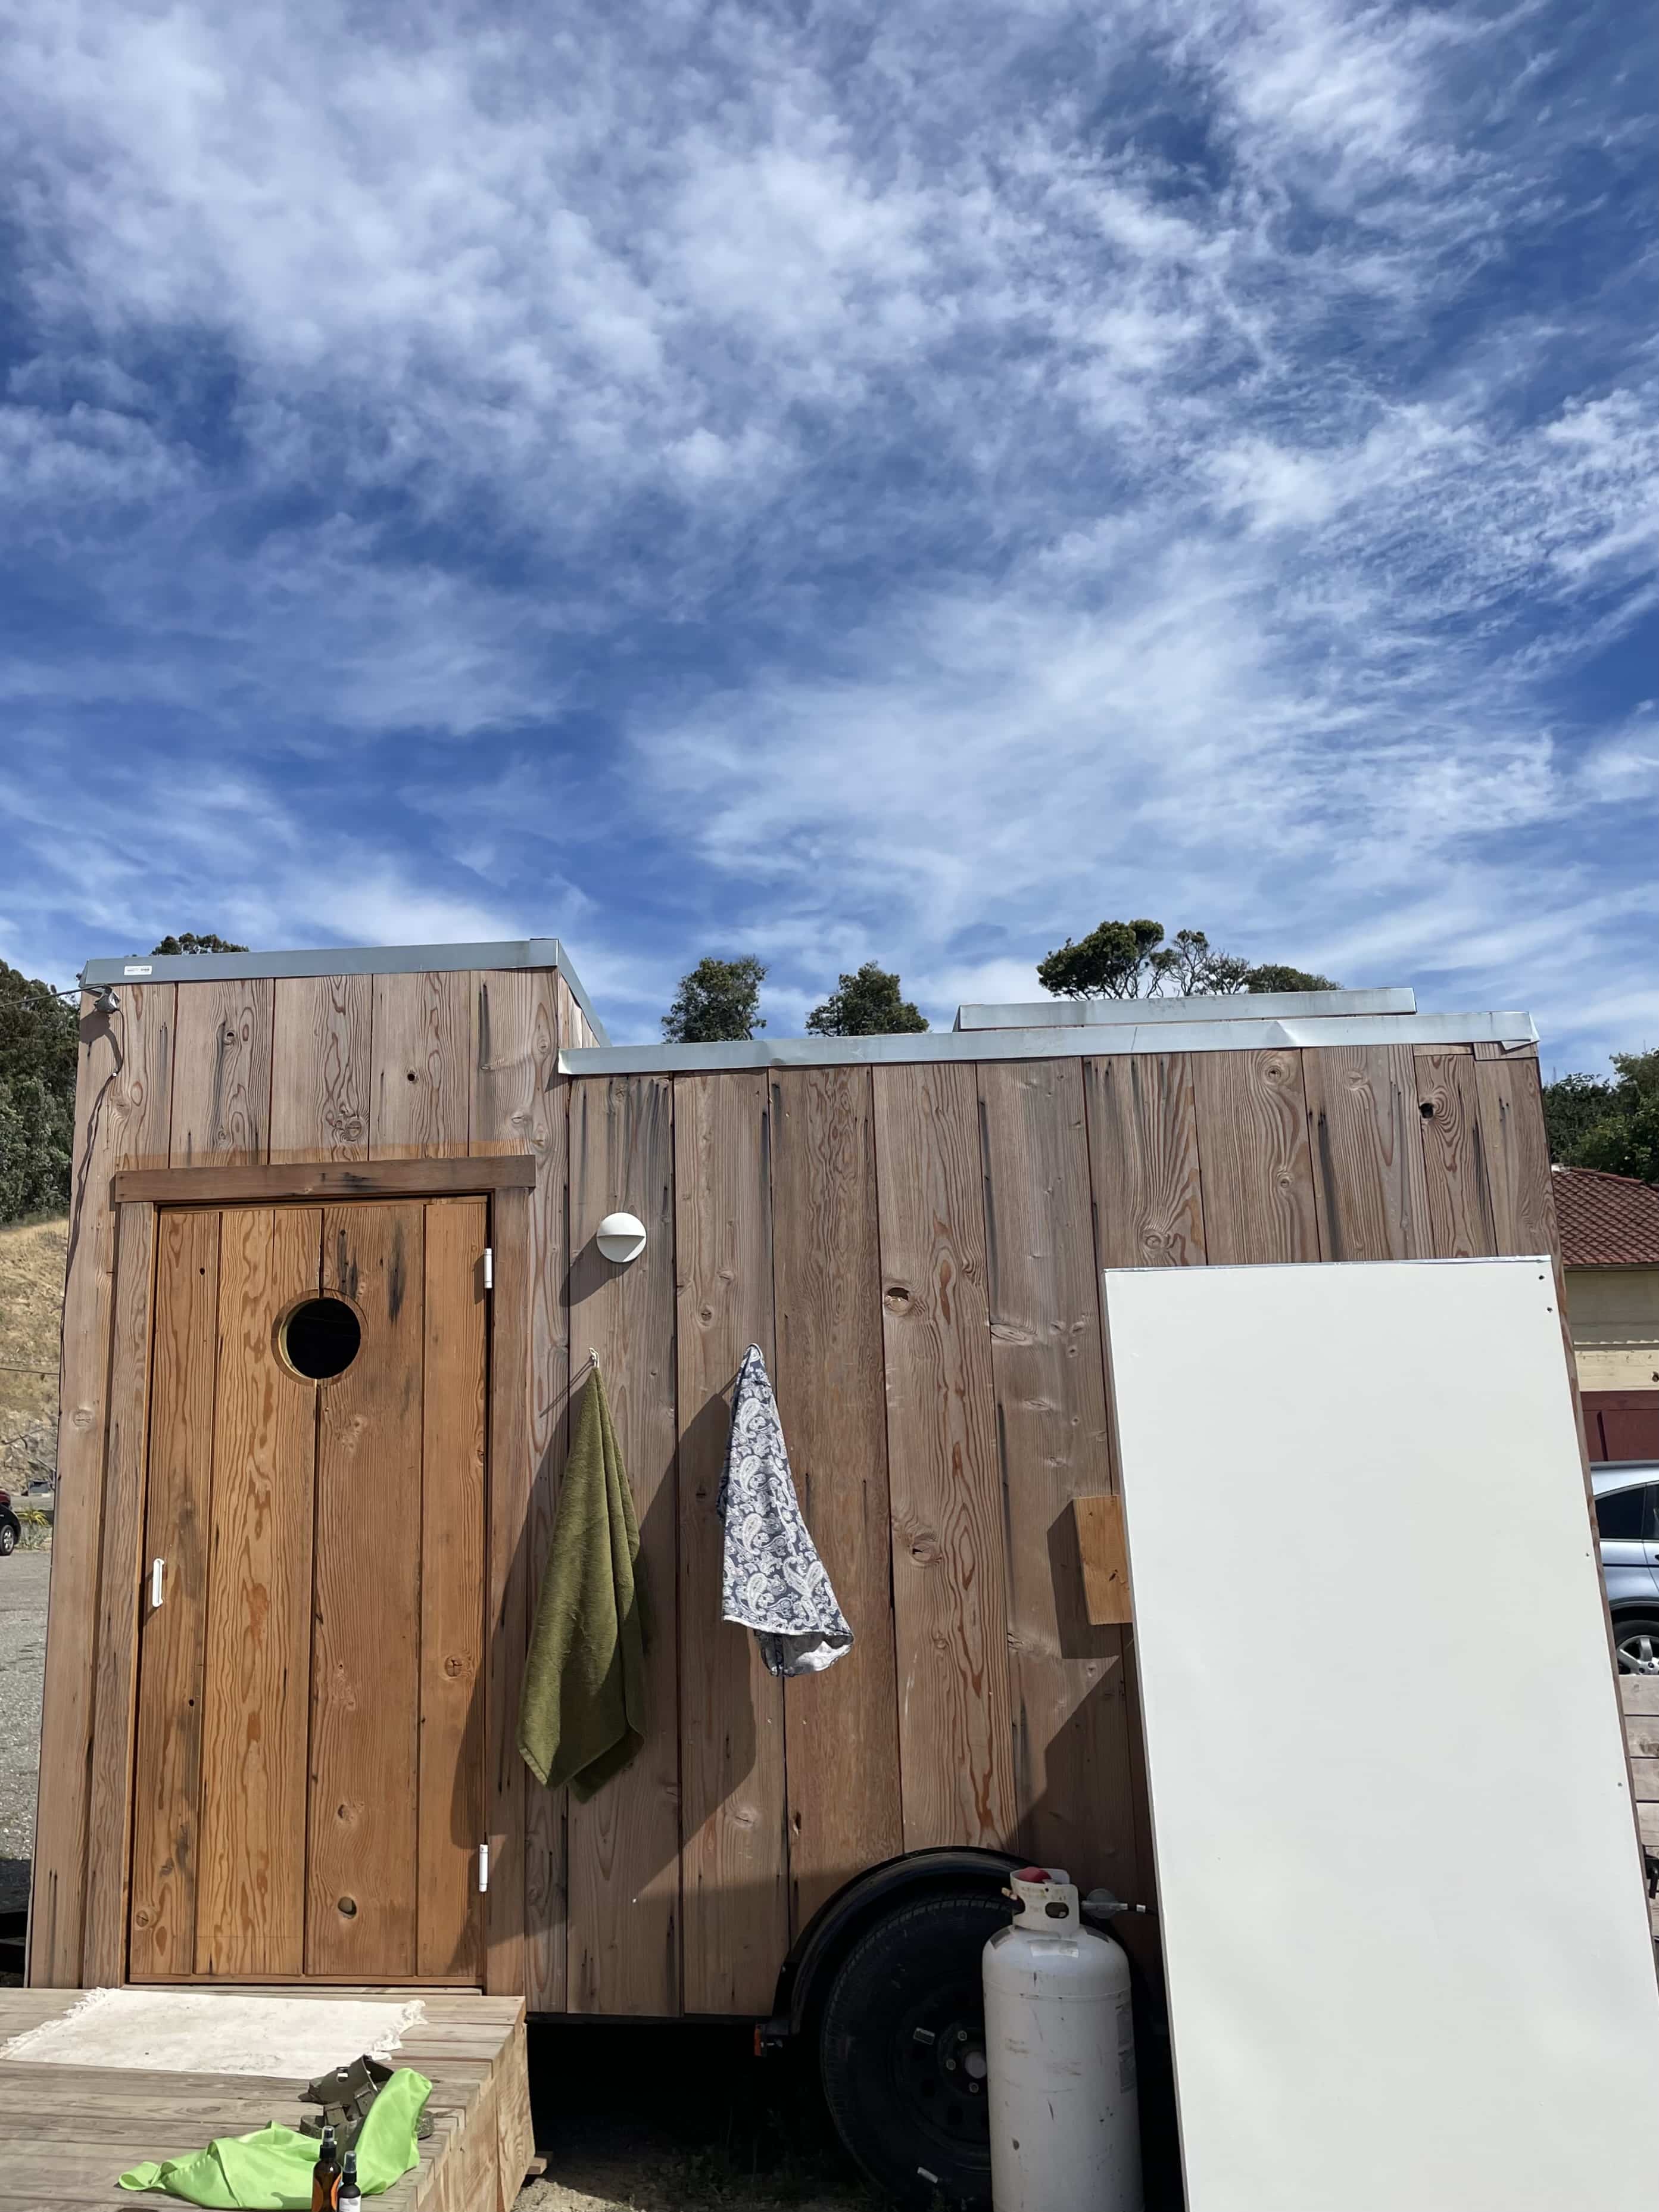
[118,2065,431,2206]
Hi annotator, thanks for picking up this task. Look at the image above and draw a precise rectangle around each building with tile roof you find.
[1555,1167,1659,1460]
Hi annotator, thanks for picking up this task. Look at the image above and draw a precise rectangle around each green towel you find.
[518,1364,647,1799]
[118,2066,431,2205]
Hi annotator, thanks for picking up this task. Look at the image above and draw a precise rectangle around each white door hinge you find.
[482,1247,493,1291]
[150,1557,165,1609]
[477,1842,490,1893]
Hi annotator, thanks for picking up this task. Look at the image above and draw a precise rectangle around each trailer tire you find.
[819,1884,1008,2211]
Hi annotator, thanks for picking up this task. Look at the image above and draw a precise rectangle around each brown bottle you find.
[310,2123,341,2212]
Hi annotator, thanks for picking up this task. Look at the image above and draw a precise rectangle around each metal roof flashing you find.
[559,1007,1537,1076]
[79,936,610,1045]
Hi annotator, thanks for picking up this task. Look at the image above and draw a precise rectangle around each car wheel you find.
[819,1886,1009,2212]
[1615,1615,1659,1674]
[0,1523,15,1557]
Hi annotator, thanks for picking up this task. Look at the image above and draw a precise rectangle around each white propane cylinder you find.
[983,1866,1142,2212]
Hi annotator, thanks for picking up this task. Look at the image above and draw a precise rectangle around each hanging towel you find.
[517,1364,647,1799]
[718,1344,853,1678]
[118,2065,430,2204]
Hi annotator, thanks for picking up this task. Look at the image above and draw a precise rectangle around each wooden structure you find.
[0,1986,532,2210]
[1621,1674,1659,1934]
[32,940,1564,2023]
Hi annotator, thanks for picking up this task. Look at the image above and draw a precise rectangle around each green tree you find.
[1545,1049,1659,1183]
[150,932,248,956]
[806,963,929,1036]
[1038,918,1168,999]
[662,955,766,1043]
[1039,920,1339,1001]
[1244,962,1340,994]
[0,961,78,1222]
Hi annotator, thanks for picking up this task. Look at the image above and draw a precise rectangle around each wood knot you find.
[443,1654,466,1679]
[337,1896,357,1918]
[883,1286,913,1313]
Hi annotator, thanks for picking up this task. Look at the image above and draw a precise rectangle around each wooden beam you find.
[1073,1496,1132,1627]
[484,1183,534,2000]
[81,1201,158,1984]
[113,1156,536,1204]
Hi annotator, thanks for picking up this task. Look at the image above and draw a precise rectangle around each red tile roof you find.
[1554,1167,1659,1268]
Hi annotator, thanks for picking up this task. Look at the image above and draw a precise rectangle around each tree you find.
[806,963,929,1036]
[0,961,78,1223]
[1545,1049,1659,1184]
[1039,919,1339,1000]
[151,933,248,956]
[1244,962,1340,994]
[662,955,766,1043]
[1038,918,1167,999]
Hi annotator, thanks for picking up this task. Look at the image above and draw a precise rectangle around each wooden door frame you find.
[82,1157,534,1992]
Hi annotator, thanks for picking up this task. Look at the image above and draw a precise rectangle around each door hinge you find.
[482,1247,493,1291]
[477,1842,490,1894]
[150,1557,165,1610]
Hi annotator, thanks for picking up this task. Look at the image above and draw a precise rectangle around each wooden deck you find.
[0,1988,534,2210]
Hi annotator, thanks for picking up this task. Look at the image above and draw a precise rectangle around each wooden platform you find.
[0,1988,534,2210]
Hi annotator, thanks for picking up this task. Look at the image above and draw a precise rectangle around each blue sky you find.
[1,0,1654,1060]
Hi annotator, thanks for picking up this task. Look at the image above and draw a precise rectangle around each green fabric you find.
[517,1364,647,1799]
[118,2066,431,2205]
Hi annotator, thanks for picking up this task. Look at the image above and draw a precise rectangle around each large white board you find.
[1103,1257,1659,2212]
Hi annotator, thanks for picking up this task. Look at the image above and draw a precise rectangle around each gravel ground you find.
[0,1547,48,1918]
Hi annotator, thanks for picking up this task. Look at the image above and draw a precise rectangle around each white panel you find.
[1103,1257,1659,2212]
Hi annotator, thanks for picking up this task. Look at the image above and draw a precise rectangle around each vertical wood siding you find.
[675,1073,787,2014]
[771,1068,902,1934]
[37,985,1566,2014]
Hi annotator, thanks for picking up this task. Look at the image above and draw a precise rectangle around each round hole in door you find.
[277,1295,362,1382]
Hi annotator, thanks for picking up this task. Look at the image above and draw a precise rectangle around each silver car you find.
[1594,1461,1659,1672]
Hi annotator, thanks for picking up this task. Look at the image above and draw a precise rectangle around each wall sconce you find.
[92,984,122,1015]
[595,1211,647,1264]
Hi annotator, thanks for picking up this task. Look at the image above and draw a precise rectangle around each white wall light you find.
[595,1211,647,1264]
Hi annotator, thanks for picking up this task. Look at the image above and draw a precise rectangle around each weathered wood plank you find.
[1414,1052,1498,1257]
[873,1063,1015,1853]
[33,982,174,1986]
[1627,1758,1659,1797]
[418,1199,488,1982]
[1303,1045,1432,1261]
[483,1182,533,2002]
[372,972,471,1159]
[269,974,371,1163]
[675,1072,786,2015]
[979,1060,1139,1895]
[1624,1711,1659,1762]
[170,980,275,1168]
[1189,1048,1319,1263]
[473,968,569,2013]
[566,1077,681,2015]
[115,1156,535,1204]
[308,1202,425,1976]
[82,1201,158,1985]
[1084,1054,1206,1266]
[1474,1055,1558,1258]
[196,1207,319,1976]
[1621,1675,1659,1716]
[1074,1496,1131,1627]
[771,1067,902,1934]
[128,1209,220,1982]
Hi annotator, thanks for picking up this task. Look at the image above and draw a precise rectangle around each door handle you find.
[151,1558,164,1610]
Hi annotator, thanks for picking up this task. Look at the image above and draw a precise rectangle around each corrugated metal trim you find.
[560,1009,1536,1076]
[79,937,611,1046]
[953,986,1416,1029]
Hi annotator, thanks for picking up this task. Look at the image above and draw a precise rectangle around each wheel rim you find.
[1619,1628,1659,1674]
[892,1980,991,2156]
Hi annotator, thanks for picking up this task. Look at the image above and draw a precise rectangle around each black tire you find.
[0,1522,16,1557]
[819,1886,1009,2211]
[1615,1613,1659,1675]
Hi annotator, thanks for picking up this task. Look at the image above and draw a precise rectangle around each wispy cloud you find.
[0,0,1652,1062]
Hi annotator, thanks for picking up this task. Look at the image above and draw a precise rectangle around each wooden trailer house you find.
[29,938,1561,2204]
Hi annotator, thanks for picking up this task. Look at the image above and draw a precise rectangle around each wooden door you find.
[128,1197,488,1983]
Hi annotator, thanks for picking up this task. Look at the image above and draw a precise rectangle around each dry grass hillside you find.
[0,1219,64,1493]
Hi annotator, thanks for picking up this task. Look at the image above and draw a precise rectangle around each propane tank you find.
[983,1866,1142,2212]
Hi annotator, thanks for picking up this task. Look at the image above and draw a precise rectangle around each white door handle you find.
[151,1558,164,1609]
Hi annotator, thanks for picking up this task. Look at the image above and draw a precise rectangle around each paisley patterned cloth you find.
[717,1344,853,1677]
